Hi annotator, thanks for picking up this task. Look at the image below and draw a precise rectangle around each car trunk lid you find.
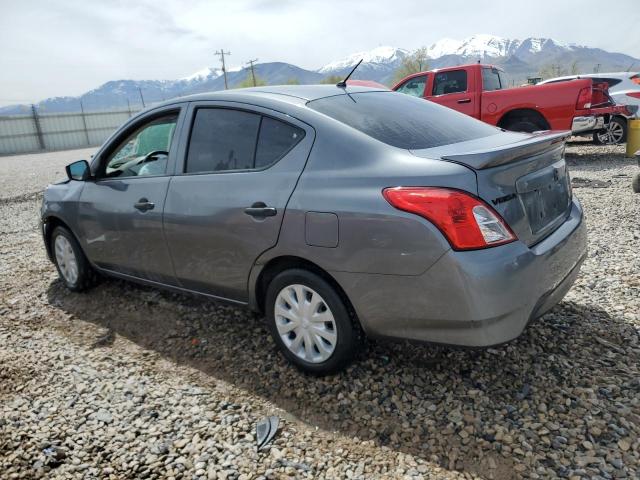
[410,131,573,246]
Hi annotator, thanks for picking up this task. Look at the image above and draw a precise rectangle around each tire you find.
[632,173,640,194]
[51,226,98,292]
[265,269,361,375]
[505,120,544,133]
[593,117,627,145]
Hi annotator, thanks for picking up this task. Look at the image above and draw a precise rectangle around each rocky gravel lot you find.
[1,142,639,479]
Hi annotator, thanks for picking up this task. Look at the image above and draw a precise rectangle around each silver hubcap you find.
[274,284,337,363]
[54,235,79,284]
[597,122,624,144]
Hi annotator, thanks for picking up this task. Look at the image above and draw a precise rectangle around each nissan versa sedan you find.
[42,85,587,374]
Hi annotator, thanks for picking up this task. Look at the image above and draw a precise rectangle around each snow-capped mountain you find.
[425,34,579,60]
[1,35,638,115]
[317,46,408,73]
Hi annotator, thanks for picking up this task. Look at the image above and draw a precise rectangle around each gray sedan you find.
[42,85,587,374]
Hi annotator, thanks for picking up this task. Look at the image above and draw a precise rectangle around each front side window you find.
[482,67,503,91]
[104,113,178,178]
[432,70,467,95]
[186,108,304,174]
[395,75,428,97]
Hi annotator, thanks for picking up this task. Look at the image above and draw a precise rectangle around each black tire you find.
[505,120,544,133]
[51,226,98,292]
[632,173,640,194]
[593,117,627,145]
[265,269,361,375]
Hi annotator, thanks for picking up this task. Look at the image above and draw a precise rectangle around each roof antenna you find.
[337,59,363,88]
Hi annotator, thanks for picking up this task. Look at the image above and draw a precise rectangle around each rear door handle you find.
[134,198,155,212]
[244,202,277,218]
[457,98,471,104]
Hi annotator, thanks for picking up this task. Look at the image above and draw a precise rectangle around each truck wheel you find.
[593,117,627,145]
[505,120,544,133]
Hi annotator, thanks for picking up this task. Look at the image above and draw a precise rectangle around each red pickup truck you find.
[392,63,628,134]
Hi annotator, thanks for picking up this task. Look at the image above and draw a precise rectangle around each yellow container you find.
[626,119,640,158]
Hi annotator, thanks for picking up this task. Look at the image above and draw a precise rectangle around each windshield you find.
[308,91,499,150]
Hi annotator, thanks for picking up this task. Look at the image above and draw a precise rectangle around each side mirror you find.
[65,160,91,181]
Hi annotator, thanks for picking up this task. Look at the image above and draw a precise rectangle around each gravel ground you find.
[1,141,639,479]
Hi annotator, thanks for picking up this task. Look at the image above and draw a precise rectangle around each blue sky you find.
[1,0,639,105]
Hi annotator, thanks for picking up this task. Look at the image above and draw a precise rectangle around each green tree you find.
[319,75,343,85]
[392,47,429,84]
[235,73,267,88]
[284,77,300,85]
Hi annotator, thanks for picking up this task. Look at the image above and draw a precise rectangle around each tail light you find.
[576,86,592,109]
[382,187,516,250]
[626,92,640,99]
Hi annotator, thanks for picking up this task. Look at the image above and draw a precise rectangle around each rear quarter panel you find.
[257,121,479,276]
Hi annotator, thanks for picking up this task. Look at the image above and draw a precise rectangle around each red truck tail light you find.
[382,187,516,250]
[627,92,640,99]
[576,87,592,109]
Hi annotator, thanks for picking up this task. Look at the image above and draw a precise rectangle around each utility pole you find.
[79,99,90,146]
[215,49,231,89]
[594,63,601,73]
[246,58,259,86]
[138,87,146,108]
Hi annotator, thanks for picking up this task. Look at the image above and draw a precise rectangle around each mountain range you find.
[3,34,639,115]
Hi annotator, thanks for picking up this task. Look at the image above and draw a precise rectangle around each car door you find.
[426,69,477,117]
[163,101,314,301]
[77,105,185,284]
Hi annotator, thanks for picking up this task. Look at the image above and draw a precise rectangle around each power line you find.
[215,49,231,89]
[246,58,259,86]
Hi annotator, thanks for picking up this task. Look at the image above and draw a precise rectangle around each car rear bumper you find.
[333,197,587,347]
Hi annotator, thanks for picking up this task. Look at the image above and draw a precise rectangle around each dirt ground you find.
[1,141,639,479]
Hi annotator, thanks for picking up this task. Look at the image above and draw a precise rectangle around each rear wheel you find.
[51,226,97,292]
[504,119,545,133]
[593,117,627,145]
[265,269,360,374]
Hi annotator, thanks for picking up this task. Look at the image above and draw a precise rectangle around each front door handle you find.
[134,198,155,212]
[244,202,277,218]
[457,98,471,104]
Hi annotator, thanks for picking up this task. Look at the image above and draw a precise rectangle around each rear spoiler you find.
[441,131,570,170]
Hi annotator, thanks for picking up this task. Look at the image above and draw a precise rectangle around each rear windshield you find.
[308,92,499,149]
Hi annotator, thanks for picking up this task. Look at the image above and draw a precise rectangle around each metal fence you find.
[0,107,142,155]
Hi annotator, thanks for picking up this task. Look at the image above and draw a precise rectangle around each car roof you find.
[153,85,389,109]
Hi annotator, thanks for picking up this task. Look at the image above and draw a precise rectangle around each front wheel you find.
[51,226,98,292]
[593,117,627,145]
[265,269,361,375]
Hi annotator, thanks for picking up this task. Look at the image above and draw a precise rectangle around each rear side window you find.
[482,67,503,91]
[433,70,467,95]
[255,117,305,168]
[308,92,499,150]
[186,109,304,173]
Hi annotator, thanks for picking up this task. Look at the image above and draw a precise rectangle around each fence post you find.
[31,104,45,150]
[79,100,91,146]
